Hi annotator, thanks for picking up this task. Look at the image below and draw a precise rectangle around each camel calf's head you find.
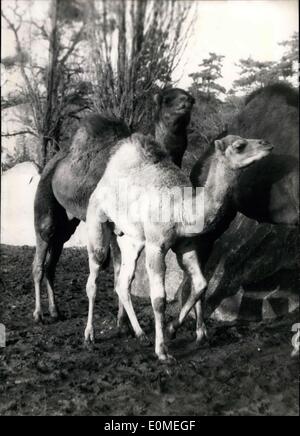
[215,135,273,170]
[154,87,195,126]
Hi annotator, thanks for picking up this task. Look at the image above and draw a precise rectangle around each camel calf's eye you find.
[234,141,247,152]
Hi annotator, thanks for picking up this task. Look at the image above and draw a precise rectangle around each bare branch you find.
[87,0,193,127]
[59,24,85,66]
[1,130,38,137]
[30,21,49,40]
[1,9,42,121]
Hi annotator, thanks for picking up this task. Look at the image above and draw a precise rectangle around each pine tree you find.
[189,52,226,100]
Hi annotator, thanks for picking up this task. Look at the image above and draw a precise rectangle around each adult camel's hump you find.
[52,115,131,221]
[229,83,299,225]
[231,82,298,157]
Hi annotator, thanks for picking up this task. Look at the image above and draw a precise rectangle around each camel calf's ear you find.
[215,139,226,153]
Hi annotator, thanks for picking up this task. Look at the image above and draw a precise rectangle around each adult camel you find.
[129,83,298,340]
[32,88,194,322]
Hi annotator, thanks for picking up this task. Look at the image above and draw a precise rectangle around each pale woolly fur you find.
[94,133,203,232]
[93,133,274,237]
[85,132,273,360]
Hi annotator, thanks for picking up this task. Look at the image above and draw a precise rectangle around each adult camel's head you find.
[154,87,195,128]
[214,135,273,170]
[154,87,195,167]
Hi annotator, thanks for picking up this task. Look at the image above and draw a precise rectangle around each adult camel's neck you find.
[181,154,236,235]
[155,119,188,168]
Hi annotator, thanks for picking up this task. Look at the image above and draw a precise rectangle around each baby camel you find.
[85,133,273,361]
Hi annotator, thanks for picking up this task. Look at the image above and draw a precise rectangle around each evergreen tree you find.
[189,52,226,100]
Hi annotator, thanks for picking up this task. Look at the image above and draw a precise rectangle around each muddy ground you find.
[0,244,299,416]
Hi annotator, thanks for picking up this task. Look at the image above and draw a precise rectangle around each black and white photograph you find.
[0,0,299,418]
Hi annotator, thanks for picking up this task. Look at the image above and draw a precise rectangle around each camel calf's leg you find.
[32,235,49,322]
[85,222,111,343]
[115,236,146,341]
[85,252,100,342]
[168,249,207,338]
[145,245,172,361]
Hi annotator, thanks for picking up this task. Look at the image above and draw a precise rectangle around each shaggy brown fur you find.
[231,82,298,157]
[136,134,168,163]
[245,82,298,107]
[191,83,299,224]
[154,87,195,167]
[186,83,299,319]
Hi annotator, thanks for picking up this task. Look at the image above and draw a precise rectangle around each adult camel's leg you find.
[38,212,79,321]
[110,235,131,333]
[45,238,64,319]
[145,244,171,361]
[179,281,207,343]
[194,295,208,343]
[180,211,237,341]
[32,233,49,322]
[167,247,207,338]
[191,238,212,343]
[115,236,146,341]
[33,151,81,322]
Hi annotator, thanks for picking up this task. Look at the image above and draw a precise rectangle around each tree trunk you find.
[42,0,59,167]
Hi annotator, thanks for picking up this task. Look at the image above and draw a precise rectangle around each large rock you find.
[204,214,299,320]
[132,250,183,301]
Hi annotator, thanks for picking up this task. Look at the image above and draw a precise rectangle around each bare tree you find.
[2,0,194,166]
[87,0,195,129]
[2,0,89,167]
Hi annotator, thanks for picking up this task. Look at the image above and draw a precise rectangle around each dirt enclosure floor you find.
[0,244,299,416]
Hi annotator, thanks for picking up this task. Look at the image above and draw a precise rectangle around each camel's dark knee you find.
[93,248,109,266]
[32,261,44,282]
[153,297,166,314]
[36,216,56,243]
